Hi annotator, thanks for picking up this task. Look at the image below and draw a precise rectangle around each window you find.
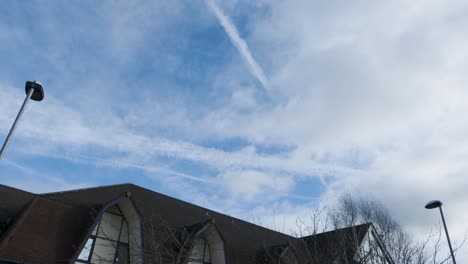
[76,205,130,264]
[188,235,212,264]
[115,243,129,264]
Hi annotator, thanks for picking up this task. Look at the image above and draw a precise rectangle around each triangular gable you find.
[301,223,395,264]
[353,224,395,264]
[72,192,143,264]
[184,219,227,264]
[301,223,371,263]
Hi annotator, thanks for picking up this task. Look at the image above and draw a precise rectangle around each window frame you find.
[76,205,130,264]
[187,234,213,264]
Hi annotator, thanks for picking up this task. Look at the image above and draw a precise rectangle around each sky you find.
[1,0,468,261]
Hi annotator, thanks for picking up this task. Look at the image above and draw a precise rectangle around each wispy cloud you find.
[0,84,353,187]
[205,0,269,89]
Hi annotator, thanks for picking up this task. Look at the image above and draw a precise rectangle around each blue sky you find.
[1,0,468,261]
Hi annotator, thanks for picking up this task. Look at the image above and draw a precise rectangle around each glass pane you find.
[77,238,93,261]
[115,243,129,264]
[120,220,129,243]
[92,223,98,235]
[189,238,205,260]
[91,237,117,264]
[98,212,123,241]
[204,241,212,262]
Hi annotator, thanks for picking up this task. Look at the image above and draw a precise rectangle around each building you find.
[0,183,394,264]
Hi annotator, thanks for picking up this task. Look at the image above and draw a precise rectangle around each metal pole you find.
[439,206,456,264]
[0,87,34,160]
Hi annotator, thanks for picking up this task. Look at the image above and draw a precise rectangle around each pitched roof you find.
[42,183,297,264]
[0,183,391,264]
[0,185,34,223]
[0,196,95,264]
[301,223,372,263]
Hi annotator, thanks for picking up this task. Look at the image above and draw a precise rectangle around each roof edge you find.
[300,222,372,240]
[0,184,34,195]
[0,196,39,252]
[40,182,134,196]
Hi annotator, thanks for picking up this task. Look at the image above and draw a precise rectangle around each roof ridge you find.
[0,184,34,195]
[301,222,371,239]
[41,182,134,196]
[124,184,297,239]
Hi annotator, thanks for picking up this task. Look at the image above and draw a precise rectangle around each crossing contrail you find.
[205,0,269,89]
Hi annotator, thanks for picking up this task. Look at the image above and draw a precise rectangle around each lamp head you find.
[25,81,44,101]
[425,200,443,209]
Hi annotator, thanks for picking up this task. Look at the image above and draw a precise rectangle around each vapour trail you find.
[205,0,269,89]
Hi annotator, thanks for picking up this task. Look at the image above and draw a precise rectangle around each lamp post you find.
[425,200,456,264]
[0,81,44,160]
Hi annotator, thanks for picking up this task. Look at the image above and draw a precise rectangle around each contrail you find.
[205,0,269,89]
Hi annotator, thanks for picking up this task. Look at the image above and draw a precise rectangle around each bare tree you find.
[142,214,215,264]
[143,215,191,264]
[286,194,466,264]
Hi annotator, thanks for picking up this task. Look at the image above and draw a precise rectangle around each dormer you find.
[185,220,226,264]
[74,193,143,264]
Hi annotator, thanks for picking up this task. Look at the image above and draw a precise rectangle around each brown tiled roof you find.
[0,185,34,223]
[0,183,383,264]
[0,196,95,264]
[42,183,296,264]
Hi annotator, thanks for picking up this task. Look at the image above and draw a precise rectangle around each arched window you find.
[77,205,130,264]
[187,234,212,264]
[186,223,225,264]
[75,197,143,264]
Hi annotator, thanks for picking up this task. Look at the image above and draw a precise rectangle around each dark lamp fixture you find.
[25,81,44,101]
[425,200,443,209]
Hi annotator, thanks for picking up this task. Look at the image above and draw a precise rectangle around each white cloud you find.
[0,83,353,186]
[217,169,294,201]
[248,200,317,235]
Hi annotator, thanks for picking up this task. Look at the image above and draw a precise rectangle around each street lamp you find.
[0,80,44,160]
[425,200,456,264]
